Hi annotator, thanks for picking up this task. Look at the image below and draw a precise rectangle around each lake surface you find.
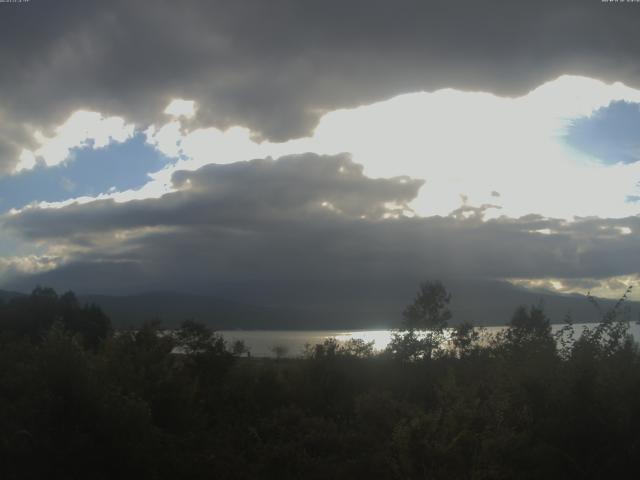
[220,322,640,357]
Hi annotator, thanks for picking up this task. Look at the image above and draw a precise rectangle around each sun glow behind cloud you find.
[14,76,640,221]
[104,75,640,221]
[6,76,640,296]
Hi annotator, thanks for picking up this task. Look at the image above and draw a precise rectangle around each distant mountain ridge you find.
[0,289,25,303]
[1,281,637,329]
[78,291,301,330]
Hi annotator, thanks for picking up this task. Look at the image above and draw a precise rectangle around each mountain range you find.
[1,280,637,330]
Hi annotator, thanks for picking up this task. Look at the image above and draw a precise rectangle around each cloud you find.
[3,153,422,239]
[2,153,639,305]
[3,0,640,173]
[3,1,640,311]
[509,275,640,300]
[0,134,172,214]
[136,76,640,221]
[164,99,197,119]
[0,255,61,276]
[14,111,135,172]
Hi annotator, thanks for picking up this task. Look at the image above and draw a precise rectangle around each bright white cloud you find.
[145,121,183,159]
[132,75,640,221]
[15,111,135,172]
[25,76,640,222]
[164,99,197,119]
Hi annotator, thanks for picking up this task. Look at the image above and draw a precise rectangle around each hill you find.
[77,281,640,329]
[2,280,637,329]
[0,289,25,303]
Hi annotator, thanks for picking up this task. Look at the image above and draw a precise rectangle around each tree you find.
[231,339,250,357]
[499,304,555,358]
[0,287,111,348]
[271,344,289,359]
[451,321,479,357]
[573,286,635,359]
[388,281,452,361]
[175,319,224,355]
[305,337,375,359]
[338,338,375,358]
[402,281,452,331]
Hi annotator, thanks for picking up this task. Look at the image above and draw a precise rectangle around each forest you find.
[0,282,639,479]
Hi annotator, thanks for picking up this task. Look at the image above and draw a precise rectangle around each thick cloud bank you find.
[3,0,640,172]
[2,154,639,306]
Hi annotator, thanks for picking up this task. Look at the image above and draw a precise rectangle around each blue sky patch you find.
[0,134,173,214]
[564,101,640,165]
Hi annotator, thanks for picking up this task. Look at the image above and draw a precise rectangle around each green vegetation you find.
[0,283,639,479]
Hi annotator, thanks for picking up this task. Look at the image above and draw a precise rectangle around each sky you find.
[1,0,640,311]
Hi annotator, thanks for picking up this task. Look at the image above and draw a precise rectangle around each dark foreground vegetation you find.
[1,283,639,479]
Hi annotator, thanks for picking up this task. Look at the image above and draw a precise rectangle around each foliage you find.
[497,304,556,358]
[0,287,110,349]
[574,285,635,359]
[386,281,452,360]
[304,337,375,359]
[402,280,452,331]
[271,344,290,359]
[0,283,639,479]
[450,320,480,357]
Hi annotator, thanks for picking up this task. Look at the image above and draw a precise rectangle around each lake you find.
[219,322,640,357]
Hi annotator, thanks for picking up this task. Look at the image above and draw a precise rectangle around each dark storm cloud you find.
[3,153,422,239]
[2,0,640,172]
[3,154,640,300]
